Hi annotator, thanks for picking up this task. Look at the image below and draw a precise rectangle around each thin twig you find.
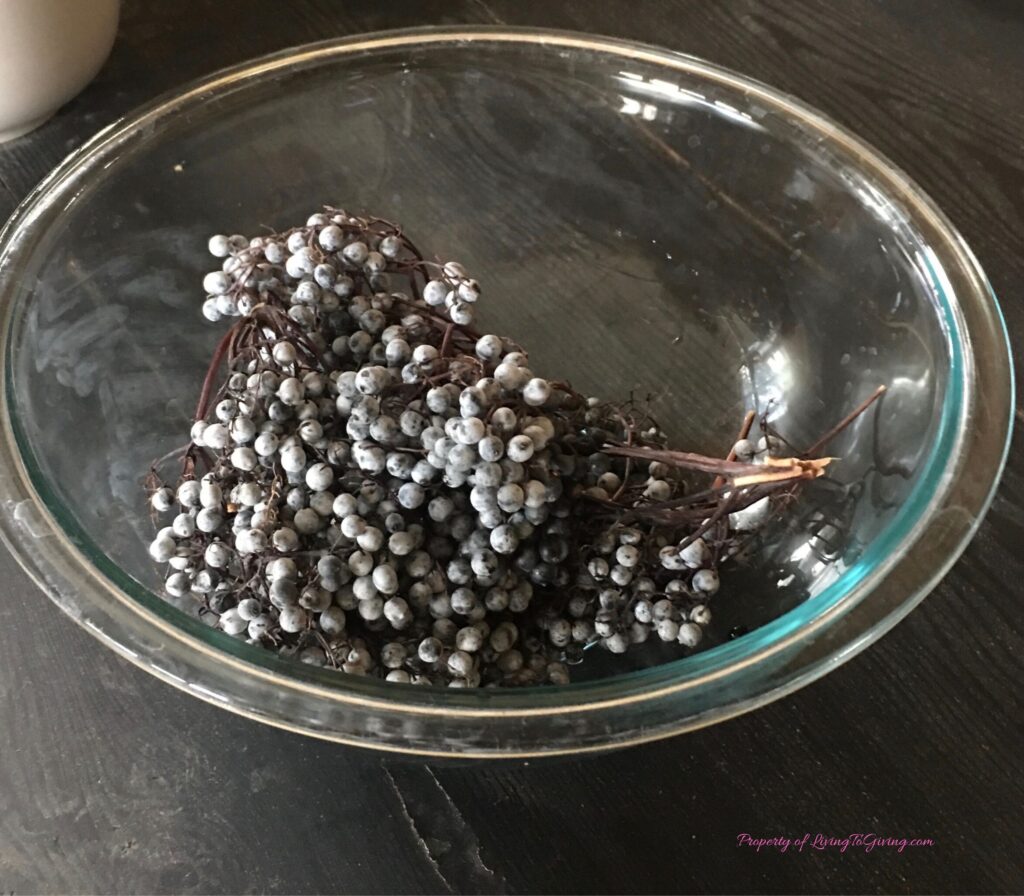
[805,385,886,457]
[605,444,775,479]
[194,321,243,422]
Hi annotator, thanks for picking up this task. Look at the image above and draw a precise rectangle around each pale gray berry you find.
[356,526,385,552]
[381,642,407,669]
[447,650,474,677]
[616,544,640,568]
[164,572,190,597]
[372,564,399,595]
[506,435,534,462]
[692,568,720,594]
[522,378,551,406]
[219,608,248,636]
[196,508,224,534]
[690,604,712,626]
[319,603,348,635]
[383,597,412,628]
[204,542,231,568]
[148,534,175,563]
[677,622,703,647]
[418,637,443,664]
[656,618,680,642]
[679,537,710,569]
[305,462,333,491]
[603,632,628,653]
[455,626,484,652]
[293,508,321,535]
[150,487,175,513]
[279,606,308,633]
[342,240,369,265]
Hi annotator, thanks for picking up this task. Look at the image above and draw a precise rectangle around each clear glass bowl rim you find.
[0,26,1013,756]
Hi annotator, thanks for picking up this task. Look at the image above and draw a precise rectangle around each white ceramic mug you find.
[0,0,120,142]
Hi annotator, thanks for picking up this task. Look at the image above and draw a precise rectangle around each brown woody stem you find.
[804,385,887,457]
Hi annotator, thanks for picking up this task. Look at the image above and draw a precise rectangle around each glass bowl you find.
[0,27,1012,757]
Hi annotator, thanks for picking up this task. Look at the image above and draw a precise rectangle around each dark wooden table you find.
[2,2,1022,893]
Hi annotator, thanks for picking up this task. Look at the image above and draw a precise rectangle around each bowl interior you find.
[4,35,956,684]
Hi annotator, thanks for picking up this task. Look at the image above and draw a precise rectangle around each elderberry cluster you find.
[148,209,767,686]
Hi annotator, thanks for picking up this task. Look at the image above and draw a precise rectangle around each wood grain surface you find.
[1,1,1022,893]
